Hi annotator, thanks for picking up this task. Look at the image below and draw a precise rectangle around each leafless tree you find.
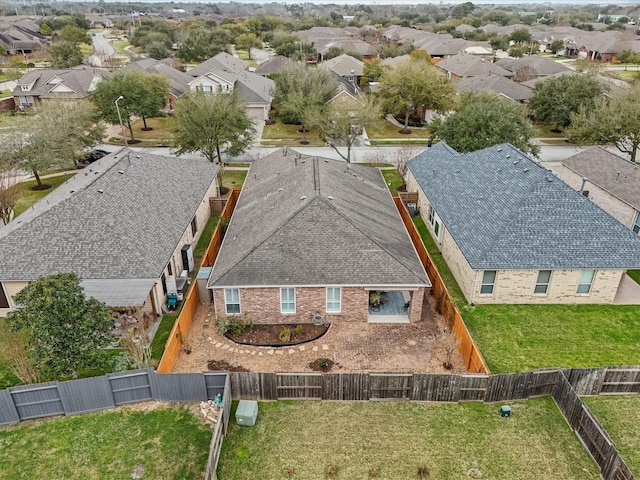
[120,308,154,369]
[0,329,40,384]
[0,168,19,225]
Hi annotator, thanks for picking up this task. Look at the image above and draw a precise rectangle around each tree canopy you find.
[568,82,640,162]
[528,74,607,130]
[430,91,539,156]
[377,58,454,132]
[91,70,170,140]
[6,272,113,380]
[171,90,256,163]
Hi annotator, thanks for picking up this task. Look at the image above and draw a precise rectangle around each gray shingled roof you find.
[319,54,365,77]
[456,74,533,101]
[408,142,640,270]
[124,59,192,97]
[209,150,430,288]
[436,53,513,78]
[562,147,640,211]
[13,66,105,99]
[496,55,572,76]
[187,52,248,77]
[0,150,217,283]
[254,56,299,76]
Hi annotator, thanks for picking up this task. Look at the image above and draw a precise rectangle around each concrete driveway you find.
[613,274,640,304]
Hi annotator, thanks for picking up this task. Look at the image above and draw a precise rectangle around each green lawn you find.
[218,398,599,480]
[235,49,258,68]
[260,119,323,146]
[381,168,404,196]
[531,124,565,138]
[464,304,640,373]
[366,117,432,139]
[627,270,640,285]
[194,216,221,256]
[583,395,640,474]
[221,169,247,191]
[111,40,130,55]
[0,405,211,480]
[13,173,74,218]
[131,116,173,141]
[0,319,19,389]
[151,314,178,362]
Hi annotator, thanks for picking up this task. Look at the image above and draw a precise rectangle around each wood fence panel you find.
[368,374,412,400]
[411,374,460,402]
[0,389,20,425]
[230,372,277,400]
[458,375,489,402]
[564,368,606,396]
[277,373,322,399]
[203,406,225,480]
[107,370,153,406]
[485,372,532,402]
[553,371,583,430]
[601,368,640,394]
[149,372,208,402]
[342,373,369,401]
[603,455,635,480]
[57,376,115,415]
[9,383,64,420]
[527,369,559,397]
[576,404,616,471]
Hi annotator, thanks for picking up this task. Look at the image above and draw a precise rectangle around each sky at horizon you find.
[101,0,638,5]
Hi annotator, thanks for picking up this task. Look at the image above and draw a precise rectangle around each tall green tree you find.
[177,27,231,62]
[306,95,381,163]
[171,91,256,163]
[235,33,262,59]
[430,91,539,156]
[377,58,454,133]
[4,100,103,187]
[528,74,606,130]
[49,41,84,68]
[6,273,113,380]
[91,70,169,141]
[568,82,640,162]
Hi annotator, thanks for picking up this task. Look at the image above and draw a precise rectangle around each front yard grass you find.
[464,304,640,373]
[627,270,640,285]
[531,123,565,138]
[13,173,74,218]
[366,117,432,139]
[583,395,640,474]
[260,118,323,146]
[218,398,599,479]
[130,116,173,142]
[0,405,211,480]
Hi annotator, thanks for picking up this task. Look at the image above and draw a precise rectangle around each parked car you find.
[77,149,110,166]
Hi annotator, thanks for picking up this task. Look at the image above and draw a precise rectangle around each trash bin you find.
[407,203,417,217]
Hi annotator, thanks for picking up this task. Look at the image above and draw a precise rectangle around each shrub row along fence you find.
[157,188,240,374]
[394,197,489,374]
[229,367,638,480]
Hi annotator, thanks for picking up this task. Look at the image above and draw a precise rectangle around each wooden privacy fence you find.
[394,197,489,374]
[0,369,230,426]
[204,375,232,480]
[157,189,240,373]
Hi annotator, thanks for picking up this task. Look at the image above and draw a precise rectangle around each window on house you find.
[197,85,213,93]
[428,205,441,240]
[167,261,172,276]
[326,287,341,313]
[191,216,198,236]
[428,205,435,225]
[634,212,640,234]
[280,288,295,313]
[535,270,551,294]
[0,283,10,309]
[480,271,496,294]
[225,288,240,314]
[577,270,595,294]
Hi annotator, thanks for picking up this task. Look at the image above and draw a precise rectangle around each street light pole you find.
[114,95,127,147]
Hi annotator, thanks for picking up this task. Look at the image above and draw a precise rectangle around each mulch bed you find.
[225,323,330,347]
[207,359,249,372]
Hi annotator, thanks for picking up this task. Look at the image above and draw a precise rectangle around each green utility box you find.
[500,405,511,417]
[236,400,258,427]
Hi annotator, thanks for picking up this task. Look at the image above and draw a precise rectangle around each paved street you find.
[87,32,115,67]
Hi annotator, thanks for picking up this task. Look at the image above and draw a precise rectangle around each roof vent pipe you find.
[579,177,588,193]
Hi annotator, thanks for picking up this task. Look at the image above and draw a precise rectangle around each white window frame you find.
[633,212,640,234]
[428,205,442,241]
[280,287,296,313]
[224,288,240,314]
[480,271,496,295]
[534,270,552,294]
[577,270,595,294]
[326,287,341,313]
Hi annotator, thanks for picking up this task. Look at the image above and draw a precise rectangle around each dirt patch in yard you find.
[226,323,330,347]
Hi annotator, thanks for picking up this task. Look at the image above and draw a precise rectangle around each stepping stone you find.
[267,350,274,355]
[221,345,229,350]
[299,346,306,351]
[215,342,222,348]
[251,351,257,356]
[288,349,295,355]
[275,350,284,356]
[322,345,329,351]
[228,348,234,353]
[312,346,318,352]
[258,352,263,356]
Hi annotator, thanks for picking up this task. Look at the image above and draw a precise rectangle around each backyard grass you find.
[218,398,599,480]
[464,304,640,373]
[151,314,178,362]
[194,215,221,256]
[627,270,640,285]
[381,168,404,196]
[0,405,211,480]
[13,173,74,218]
[221,169,247,190]
[583,395,640,474]
[366,117,432,139]
[260,118,323,145]
[413,216,467,307]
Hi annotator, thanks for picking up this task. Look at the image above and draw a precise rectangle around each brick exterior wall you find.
[560,166,638,230]
[213,286,370,324]
[408,170,626,304]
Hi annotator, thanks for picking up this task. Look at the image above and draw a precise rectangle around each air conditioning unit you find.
[181,244,194,272]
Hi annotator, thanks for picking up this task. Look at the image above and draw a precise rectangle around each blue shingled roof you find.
[408,142,640,270]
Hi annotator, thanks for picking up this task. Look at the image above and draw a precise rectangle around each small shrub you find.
[279,326,291,342]
[294,324,303,335]
[325,464,339,477]
[318,357,330,368]
[215,316,246,336]
[416,463,430,479]
[283,467,295,478]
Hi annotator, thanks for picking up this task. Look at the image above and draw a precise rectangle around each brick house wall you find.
[560,166,638,231]
[407,170,625,304]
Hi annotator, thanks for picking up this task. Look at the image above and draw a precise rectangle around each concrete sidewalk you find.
[613,274,640,304]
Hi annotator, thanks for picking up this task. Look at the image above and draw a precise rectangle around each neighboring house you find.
[253,55,299,77]
[560,147,640,233]
[456,74,533,102]
[12,66,105,109]
[317,39,377,61]
[496,55,572,79]
[296,26,354,60]
[187,53,275,124]
[414,37,492,60]
[208,149,431,324]
[318,53,364,87]
[0,19,47,54]
[406,142,640,305]
[435,53,513,81]
[0,149,218,317]
[124,58,193,110]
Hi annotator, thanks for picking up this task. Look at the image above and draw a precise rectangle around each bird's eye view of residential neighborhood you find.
[1,0,640,478]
